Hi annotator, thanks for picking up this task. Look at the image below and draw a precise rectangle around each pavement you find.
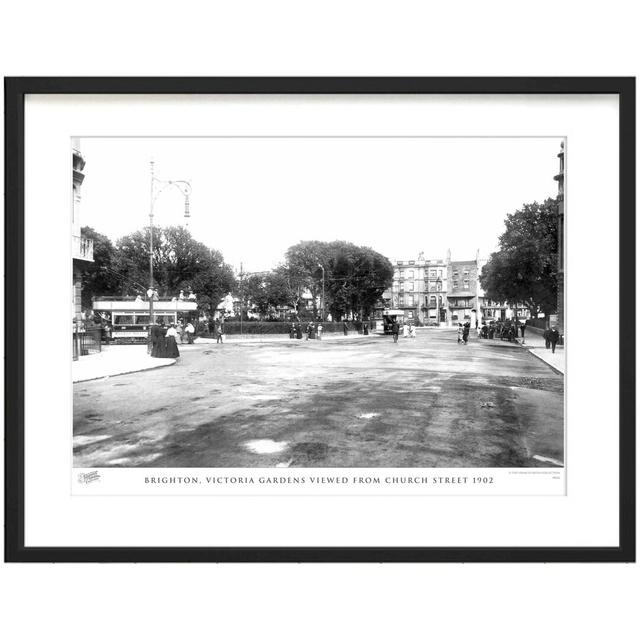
[517,330,565,375]
[74,328,564,468]
[72,345,176,383]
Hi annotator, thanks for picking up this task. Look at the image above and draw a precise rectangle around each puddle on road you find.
[243,439,289,454]
[74,434,112,447]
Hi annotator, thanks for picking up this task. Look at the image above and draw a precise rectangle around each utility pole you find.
[239,262,244,335]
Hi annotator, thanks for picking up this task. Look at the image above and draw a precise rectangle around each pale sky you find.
[78,136,563,273]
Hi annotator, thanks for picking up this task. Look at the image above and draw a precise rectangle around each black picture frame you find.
[4,77,635,563]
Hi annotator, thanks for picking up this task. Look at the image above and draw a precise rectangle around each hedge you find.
[213,320,377,335]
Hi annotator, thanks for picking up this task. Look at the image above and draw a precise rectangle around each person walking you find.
[462,321,470,345]
[457,323,463,344]
[402,323,409,339]
[543,327,551,349]
[363,322,369,336]
[185,321,195,344]
[289,322,295,339]
[409,324,416,339]
[391,319,400,343]
[306,321,313,340]
[549,326,560,354]
[519,321,526,344]
[316,323,323,340]
[177,320,185,344]
[149,322,163,357]
[164,323,180,358]
[216,322,224,344]
[343,320,348,336]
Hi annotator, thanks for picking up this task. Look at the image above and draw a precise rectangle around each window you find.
[438,269,443,278]
[436,281,442,291]
[407,310,414,318]
[453,279,458,289]
[407,269,414,279]
[407,282,414,292]
[430,296,436,306]
[430,269,437,278]
[398,296,404,306]
[400,282,405,291]
[463,279,469,289]
[409,260,415,265]
[406,295,414,306]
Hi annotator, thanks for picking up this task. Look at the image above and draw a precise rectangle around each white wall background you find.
[1,2,638,639]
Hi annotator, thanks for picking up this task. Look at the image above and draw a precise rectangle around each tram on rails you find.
[92,297,198,343]
[377,309,405,334]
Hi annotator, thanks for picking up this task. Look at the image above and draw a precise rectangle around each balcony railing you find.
[72,234,94,261]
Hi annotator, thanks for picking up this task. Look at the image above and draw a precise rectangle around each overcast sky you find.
[78,136,562,273]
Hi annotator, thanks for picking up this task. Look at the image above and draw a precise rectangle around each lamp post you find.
[318,263,325,321]
[148,160,192,331]
[435,276,442,325]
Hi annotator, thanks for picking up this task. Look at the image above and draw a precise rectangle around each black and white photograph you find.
[71,135,566,476]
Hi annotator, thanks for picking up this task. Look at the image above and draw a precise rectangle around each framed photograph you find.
[5,77,635,562]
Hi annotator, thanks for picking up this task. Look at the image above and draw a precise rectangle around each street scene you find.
[72,136,565,469]
[74,329,563,468]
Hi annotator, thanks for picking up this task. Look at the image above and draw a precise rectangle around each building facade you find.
[554,141,565,332]
[72,139,94,325]
[378,253,448,325]
[378,250,529,326]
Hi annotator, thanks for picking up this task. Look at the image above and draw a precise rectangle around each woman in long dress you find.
[164,323,180,358]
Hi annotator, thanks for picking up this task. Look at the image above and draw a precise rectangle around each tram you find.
[377,309,405,334]
[92,297,198,343]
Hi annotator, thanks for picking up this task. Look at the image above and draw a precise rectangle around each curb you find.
[525,348,564,375]
[73,358,176,383]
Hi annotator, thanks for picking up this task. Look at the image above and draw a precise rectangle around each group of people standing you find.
[478,320,522,342]
[289,321,324,341]
[389,321,415,343]
[149,322,181,358]
[457,321,471,344]
[149,319,196,358]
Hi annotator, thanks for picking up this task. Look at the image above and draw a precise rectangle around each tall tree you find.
[480,198,559,317]
[286,240,393,320]
[114,225,236,313]
[80,226,121,308]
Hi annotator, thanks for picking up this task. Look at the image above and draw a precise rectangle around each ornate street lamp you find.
[148,160,192,330]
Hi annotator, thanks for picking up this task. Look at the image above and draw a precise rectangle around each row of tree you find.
[81,229,394,321]
[80,226,235,313]
[242,240,394,321]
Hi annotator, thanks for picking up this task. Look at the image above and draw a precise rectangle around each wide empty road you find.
[74,329,564,468]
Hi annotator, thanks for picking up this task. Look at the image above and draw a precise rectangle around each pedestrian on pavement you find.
[164,323,180,358]
[549,326,560,354]
[462,321,470,344]
[316,323,323,340]
[216,323,224,344]
[402,323,409,338]
[149,322,163,357]
[177,320,185,344]
[409,324,416,338]
[520,321,526,343]
[185,321,195,344]
[363,322,369,336]
[343,320,349,336]
[296,322,303,339]
[391,320,400,343]
[289,322,295,339]
[457,323,463,344]
[306,322,314,340]
[543,327,551,349]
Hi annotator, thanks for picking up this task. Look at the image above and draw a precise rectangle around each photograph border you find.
[5,76,635,562]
